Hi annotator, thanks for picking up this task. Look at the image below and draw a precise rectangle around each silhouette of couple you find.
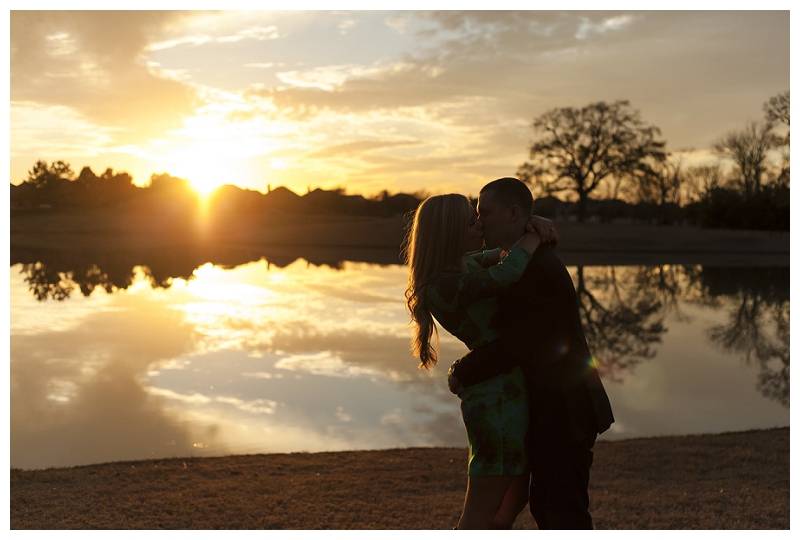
[404,177,614,529]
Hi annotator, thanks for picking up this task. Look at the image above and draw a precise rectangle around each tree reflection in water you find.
[573,264,789,407]
[574,266,666,383]
[20,261,76,301]
[11,245,401,301]
[697,267,789,407]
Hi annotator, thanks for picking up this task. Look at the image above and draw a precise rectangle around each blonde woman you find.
[403,194,554,529]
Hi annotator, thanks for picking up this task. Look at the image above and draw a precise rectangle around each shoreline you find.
[11,427,789,529]
[11,213,790,268]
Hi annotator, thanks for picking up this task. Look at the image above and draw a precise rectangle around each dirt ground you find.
[10,427,788,529]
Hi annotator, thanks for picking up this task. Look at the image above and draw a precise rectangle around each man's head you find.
[477,177,533,249]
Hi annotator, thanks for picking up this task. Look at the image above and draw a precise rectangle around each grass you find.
[10,427,788,529]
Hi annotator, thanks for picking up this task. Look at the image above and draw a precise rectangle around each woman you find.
[402,193,552,529]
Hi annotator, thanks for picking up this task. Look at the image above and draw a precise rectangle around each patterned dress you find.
[426,246,532,476]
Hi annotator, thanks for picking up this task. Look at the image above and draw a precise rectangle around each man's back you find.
[495,244,614,439]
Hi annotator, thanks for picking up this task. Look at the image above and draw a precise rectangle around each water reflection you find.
[10,250,789,469]
[11,291,200,469]
[699,268,790,408]
[11,244,402,301]
[572,265,790,408]
[575,266,666,383]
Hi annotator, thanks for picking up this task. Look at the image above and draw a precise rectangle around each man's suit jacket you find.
[451,244,614,443]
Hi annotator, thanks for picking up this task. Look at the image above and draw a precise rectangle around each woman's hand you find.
[526,215,558,245]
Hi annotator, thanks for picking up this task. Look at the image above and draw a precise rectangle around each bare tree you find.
[636,156,684,222]
[763,90,789,140]
[684,163,725,203]
[763,90,789,186]
[517,100,667,222]
[713,121,778,196]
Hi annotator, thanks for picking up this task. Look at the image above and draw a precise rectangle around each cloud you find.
[247,11,788,153]
[335,405,352,422]
[337,19,357,35]
[250,60,463,118]
[275,63,392,91]
[11,101,119,158]
[145,24,280,51]
[305,139,421,159]
[575,14,636,40]
[244,61,282,69]
[11,11,202,144]
[384,15,411,34]
[246,13,591,118]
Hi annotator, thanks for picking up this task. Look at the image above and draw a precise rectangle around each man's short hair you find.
[480,177,533,214]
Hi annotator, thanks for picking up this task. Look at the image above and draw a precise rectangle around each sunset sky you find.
[10,10,789,197]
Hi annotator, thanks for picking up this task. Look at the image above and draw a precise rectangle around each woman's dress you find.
[426,245,532,476]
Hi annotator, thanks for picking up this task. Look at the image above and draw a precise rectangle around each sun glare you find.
[162,147,229,196]
[146,108,294,197]
[184,166,225,196]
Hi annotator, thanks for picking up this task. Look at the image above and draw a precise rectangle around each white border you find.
[3,3,794,537]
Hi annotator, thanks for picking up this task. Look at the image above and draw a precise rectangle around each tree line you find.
[517,91,789,229]
[10,166,424,219]
[11,91,789,230]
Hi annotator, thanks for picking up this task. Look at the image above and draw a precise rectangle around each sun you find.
[148,109,290,197]
[159,144,236,197]
[179,162,226,196]
[166,144,223,196]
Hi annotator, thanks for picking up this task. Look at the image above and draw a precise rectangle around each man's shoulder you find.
[524,244,566,276]
[515,244,577,301]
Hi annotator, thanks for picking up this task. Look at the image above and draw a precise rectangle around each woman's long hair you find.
[402,194,472,369]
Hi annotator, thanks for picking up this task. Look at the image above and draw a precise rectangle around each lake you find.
[10,249,789,469]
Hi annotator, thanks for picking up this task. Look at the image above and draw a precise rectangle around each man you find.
[448,177,614,530]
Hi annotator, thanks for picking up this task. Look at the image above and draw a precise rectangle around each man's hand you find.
[447,365,464,396]
[527,214,559,245]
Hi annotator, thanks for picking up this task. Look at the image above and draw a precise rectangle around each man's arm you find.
[448,246,567,392]
[448,340,516,390]
[448,294,563,389]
